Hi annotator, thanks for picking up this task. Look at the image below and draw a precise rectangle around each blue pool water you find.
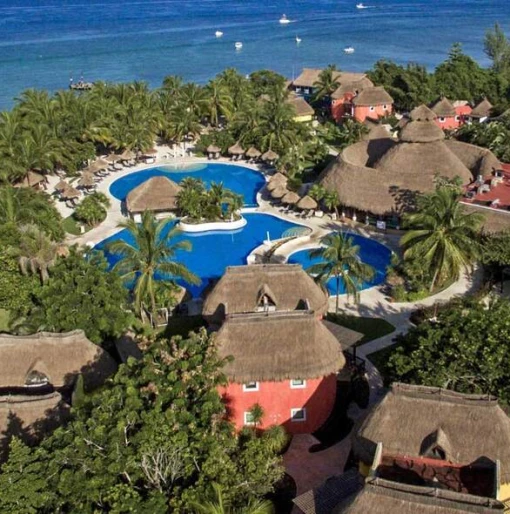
[96,212,299,297]
[287,233,392,296]
[110,163,265,207]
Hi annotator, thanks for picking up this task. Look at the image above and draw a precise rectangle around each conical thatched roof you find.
[214,311,345,382]
[0,330,117,389]
[55,180,69,192]
[228,142,245,155]
[245,146,262,158]
[120,149,136,161]
[78,172,95,187]
[206,144,221,154]
[18,171,45,188]
[104,153,120,164]
[270,185,289,199]
[282,191,300,204]
[94,158,110,168]
[296,195,318,210]
[353,383,510,484]
[262,150,279,162]
[363,124,392,141]
[431,97,456,117]
[352,86,393,106]
[471,98,493,118]
[269,172,287,185]
[126,176,181,214]
[203,264,329,322]
[61,186,80,199]
[333,477,505,514]
[409,104,436,122]
[399,119,445,143]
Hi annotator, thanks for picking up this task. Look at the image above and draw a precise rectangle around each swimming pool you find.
[287,233,392,296]
[96,213,300,297]
[110,162,266,207]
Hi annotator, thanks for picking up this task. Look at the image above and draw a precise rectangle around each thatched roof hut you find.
[94,158,110,169]
[297,195,318,211]
[126,176,181,214]
[78,172,95,188]
[354,383,510,484]
[471,98,493,119]
[17,171,46,188]
[214,310,345,383]
[262,150,279,162]
[0,330,117,390]
[55,180,69,192]
[61,186,80,200]
[120,149,136,161]
[410,104,436,121]
[245,147,262,159]
[333,477,505,513]
[331,76,374,100]
[282,191,300,204]
[271,185,289,199]
[203,264,329,323]
[363,124,392,141]
[431,97,456,117]
[287,95,315,117]
[319,106,501,215]
[105,153,120,164]
[206,144,221,154]
[228,142,245,156]
[352,87,393,106]
[292,68,367,92]
[269,172,287,185]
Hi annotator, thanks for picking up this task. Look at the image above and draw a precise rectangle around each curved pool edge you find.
[178,216,247,233]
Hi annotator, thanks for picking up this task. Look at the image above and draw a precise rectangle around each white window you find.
[291,408,307,422]
[369,106,375,112]
[244,411,256,425]
[383,104,388,110]
[455,115,460,121]
[243,381,259,392]
[439,116,445,123]
[290,379,306,389]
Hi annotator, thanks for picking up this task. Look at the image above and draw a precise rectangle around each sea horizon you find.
[0,0,509,110]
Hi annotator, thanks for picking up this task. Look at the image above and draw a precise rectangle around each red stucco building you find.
[203,264,346,434]
[431,97,473,130]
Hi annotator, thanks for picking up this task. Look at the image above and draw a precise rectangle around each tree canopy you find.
[0,330,286,513]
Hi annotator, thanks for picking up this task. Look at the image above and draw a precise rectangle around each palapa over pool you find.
[203,263,329,322]
[430,96,456,117]
[214,310,345,383]
[126,176,181,214]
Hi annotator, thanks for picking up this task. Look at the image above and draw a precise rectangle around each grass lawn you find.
[162,315,207,338]
[326,313,396,344]
[62,215,82,235]
[0,309,10,332]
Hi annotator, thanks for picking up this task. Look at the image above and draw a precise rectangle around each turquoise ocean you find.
[0,0,509,110]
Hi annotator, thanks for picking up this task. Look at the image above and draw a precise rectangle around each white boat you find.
[296,36,302,43]
[279,14,291,24]
[215,31,223,38]
[356,3,367,9]
[344,46,355,54]
[235,42,243,50]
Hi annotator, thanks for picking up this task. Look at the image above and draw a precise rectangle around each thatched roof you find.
[297,195,318,210]
[282,191,300,204]
[333,477,505,513]
[206,144,221,154]
[94,158,110,169]
[431,97,456,117]
[291,68,368,91]
[18,171,46,188]
[55,180,69,192]
[410,104,437,121]
[271,185,289,199]
[319,121,501,215]
[228,142,245,155]
[331,77,375,100]
[203,264,329,322]
[354,383,510,483]
[262,150,279,162]
[61,186,80,200]
[126,176,181,214]
[322,320,363,350]
[363,124,392,141]
[0,392,70,459]
[0,330,117,390]
[214,310,345,382]
[352,87,393,106]
[269,172,287,185]
[462,203,510,234]
[288,95,315,117]
[105,153,120,163]
[78,172,95,187]
[120,149,136,161]
[245,147,261,158]
[471,98,493,118]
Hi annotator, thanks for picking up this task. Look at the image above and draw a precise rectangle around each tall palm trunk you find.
[335,274,340,313]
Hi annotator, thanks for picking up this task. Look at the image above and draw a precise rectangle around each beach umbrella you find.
[61,186,80,200]
[78,172,95,188]
[296,195,318,211]
[270,185,288,199]
[120,149,136,161]
[18,171,45,188]
[282,191,300,205]
[206,144,221,154]
[94,158,109,168]
[269,172,287,185]
[55,180,69,192]
[262,150,279,162]
[142,147,158,155]
[105,154,120,164]
[228,142,245,156]
[245,147,261,159]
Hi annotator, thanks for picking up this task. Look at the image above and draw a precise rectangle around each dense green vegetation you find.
[0,330,286,512]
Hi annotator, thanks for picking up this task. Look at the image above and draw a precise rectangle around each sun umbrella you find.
[270,186,289,199]
[55,180,69,192]
[262,150,279,162]
[282,191,300,205]
[296,195,318,210]
[61,186,80,200]
[78,172,95,188]
[246,147,261,159]
[206,144,221,154]
[105,154,120,164]
[120,149,136,161]
[228,142,245,156]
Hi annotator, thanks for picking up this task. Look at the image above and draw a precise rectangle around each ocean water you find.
[0,0,509,110]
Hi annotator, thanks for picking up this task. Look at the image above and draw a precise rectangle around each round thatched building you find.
[319,105,501,217]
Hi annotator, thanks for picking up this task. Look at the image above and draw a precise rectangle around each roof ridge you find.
[392,383,499,405]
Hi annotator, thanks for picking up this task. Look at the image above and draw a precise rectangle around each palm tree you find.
[401,187,483,292]
[190,483,274,514]
[205,79,233,127]
[18,224,60,284]
[225,192,243,219]
[307,233,375,313]
[308,184,326,202]
[312,64,340,102]
[323,190,340,216]
[107,211,200,315]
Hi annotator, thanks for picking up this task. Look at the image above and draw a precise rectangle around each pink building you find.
[431,97,472,130]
